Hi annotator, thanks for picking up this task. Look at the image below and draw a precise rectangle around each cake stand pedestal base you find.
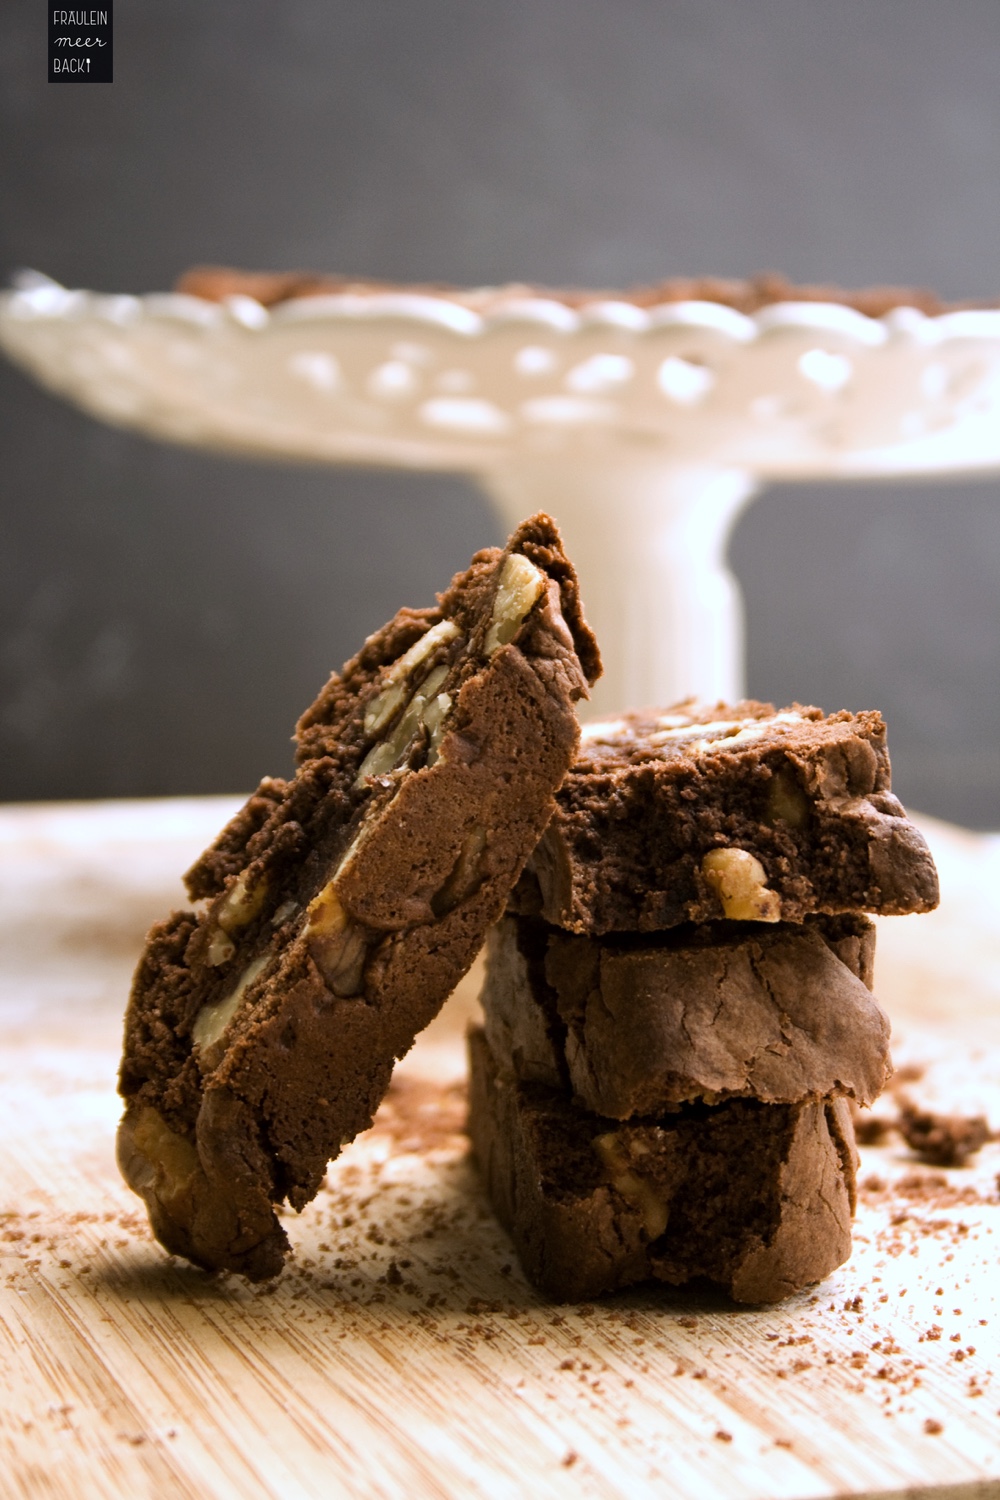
[480,460,758,715]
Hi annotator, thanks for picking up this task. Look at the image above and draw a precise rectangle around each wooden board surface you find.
[2,797,1000,1500]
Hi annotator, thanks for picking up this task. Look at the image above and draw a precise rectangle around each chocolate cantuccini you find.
[118,515,599,1280]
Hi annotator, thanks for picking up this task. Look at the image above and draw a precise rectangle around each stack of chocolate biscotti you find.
[469,703,940,1304]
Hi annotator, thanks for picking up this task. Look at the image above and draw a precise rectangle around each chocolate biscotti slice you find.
[468,1026,858,1305]
[481,913,889,1120]
[118,514,600,1280]
[512,701,939,935]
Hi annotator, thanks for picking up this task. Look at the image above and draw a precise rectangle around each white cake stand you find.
[4,270,1000,715]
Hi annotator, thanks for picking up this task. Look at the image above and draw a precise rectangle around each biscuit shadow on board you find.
[94,1124,819,1321]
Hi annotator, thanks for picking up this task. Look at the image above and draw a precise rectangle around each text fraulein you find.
[51,9,108,23]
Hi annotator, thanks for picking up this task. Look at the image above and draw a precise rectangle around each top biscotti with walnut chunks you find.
[510,701,938,935]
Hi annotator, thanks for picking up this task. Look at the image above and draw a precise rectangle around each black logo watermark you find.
[49,4,113,82]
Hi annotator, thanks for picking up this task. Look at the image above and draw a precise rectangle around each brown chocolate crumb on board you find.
[117,514,599,1281]
[854,1113,895,1147]
[366,1075,467,1155]
[896,1100,992,1168]
[852,1083,993,1167]
[175,265,996,318]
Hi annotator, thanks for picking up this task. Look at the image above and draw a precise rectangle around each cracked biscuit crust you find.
[481,913,889,1120]
[118,514,599,1279]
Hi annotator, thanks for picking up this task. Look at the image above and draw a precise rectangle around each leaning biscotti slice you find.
[511,701,939,934]
[481,912,890,1120]
[468,1026,858,1305]
[117,514,600,1280]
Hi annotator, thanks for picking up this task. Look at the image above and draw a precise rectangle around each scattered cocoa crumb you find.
[891,1064,927,1088]
[367,1076,468,1154]
[896,1099,991,1168]
[923,1418,943,1435]
[714,1430,732,1443]
[857,1066,993,1167]
[855,1116,894,1146]
[561,1451,578,1468]
[893,1173,989,1209]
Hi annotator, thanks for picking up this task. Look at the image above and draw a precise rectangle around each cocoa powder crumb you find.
[897,1099,991,1167]
[367,1076,468,1154]
[855,1116,894,1146]
[892,1064,927,1087]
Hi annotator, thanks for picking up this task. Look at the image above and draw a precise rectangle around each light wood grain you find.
[1,799,999,1500]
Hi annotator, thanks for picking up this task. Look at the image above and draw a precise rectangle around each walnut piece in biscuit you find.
[701,847,781,922]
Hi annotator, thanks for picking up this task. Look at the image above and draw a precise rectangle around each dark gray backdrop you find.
[3,0,999,825]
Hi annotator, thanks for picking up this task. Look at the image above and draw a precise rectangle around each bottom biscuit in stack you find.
[469,1027,859,1305]
[469,914,889,1304]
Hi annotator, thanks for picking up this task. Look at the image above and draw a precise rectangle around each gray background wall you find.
[2,0,999,826]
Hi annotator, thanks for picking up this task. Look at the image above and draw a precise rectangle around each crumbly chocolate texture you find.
[117,514,600,1280]
[511,702,939,935]
[896,1101,992,1168]
[481,913,889,1119]
[468,1027,858,1305]
[175,265,992,318]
